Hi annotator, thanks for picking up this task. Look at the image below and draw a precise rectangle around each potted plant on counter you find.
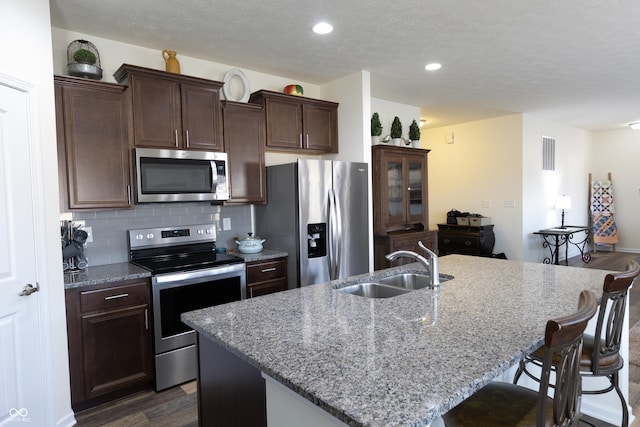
[371,112,383,144]
[390,116,403,146]
[408,119,421,148]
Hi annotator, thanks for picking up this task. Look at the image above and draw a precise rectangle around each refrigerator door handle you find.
[328,188,341,280]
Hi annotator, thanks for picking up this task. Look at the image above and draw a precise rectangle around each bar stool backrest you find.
[591,260,640,375]
[539,290,598,426]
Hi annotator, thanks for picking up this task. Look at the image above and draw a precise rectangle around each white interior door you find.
[0,80,46,426]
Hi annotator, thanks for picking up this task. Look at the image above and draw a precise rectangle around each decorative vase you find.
[412,140,421,148]
[162,50,180,74]
[392,138,403,146]
[371,135,380,145]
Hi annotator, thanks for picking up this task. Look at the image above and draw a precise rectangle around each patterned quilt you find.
[591,180,619,244]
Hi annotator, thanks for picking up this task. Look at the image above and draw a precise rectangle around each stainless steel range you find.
[128,224,246,391]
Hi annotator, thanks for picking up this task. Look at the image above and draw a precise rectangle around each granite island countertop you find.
[181,255,611,427]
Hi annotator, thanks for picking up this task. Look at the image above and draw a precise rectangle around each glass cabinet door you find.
[407,159,424,219]
[387,160,403,220]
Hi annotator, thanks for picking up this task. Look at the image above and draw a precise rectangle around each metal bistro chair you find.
[443,290,597,427]
[514,260,640,427]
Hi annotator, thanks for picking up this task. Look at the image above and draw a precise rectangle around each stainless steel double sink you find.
[335,272,453,298]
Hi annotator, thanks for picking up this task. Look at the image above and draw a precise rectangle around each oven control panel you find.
[128,224,217,249]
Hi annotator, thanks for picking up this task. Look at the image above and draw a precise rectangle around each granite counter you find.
[63,262,151,289]
[182,255,614,426]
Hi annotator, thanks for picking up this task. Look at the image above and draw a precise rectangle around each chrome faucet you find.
[385,241,440,288]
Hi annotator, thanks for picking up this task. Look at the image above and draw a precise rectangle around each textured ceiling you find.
[49,0,640,131]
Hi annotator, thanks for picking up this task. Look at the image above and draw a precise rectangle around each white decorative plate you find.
[222,68,250,102]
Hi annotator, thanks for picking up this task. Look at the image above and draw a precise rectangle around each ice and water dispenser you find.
[307,223,326,258]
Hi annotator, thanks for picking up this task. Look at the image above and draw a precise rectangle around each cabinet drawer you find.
[80,281,149,313]
[246,259,286,283]
[248,278,287,298]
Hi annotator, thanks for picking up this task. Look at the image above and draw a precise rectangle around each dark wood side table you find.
[437,224,495,257]
[534,226,591,265]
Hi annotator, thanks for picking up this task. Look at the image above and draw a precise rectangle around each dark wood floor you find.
[73,251,640,427]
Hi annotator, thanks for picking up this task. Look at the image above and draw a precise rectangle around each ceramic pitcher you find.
[162,50,180,74]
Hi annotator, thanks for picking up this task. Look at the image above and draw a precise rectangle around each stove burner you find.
[128,224,242,275]
[131,251,241,275]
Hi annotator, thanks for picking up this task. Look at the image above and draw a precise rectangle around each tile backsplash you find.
[65,203,252,266]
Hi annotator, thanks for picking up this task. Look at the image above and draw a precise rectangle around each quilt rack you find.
[589,172,619,252]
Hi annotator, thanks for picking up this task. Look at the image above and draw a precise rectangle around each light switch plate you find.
[223,217,231,231]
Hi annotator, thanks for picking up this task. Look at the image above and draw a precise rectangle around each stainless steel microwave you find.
[134,148,230,203]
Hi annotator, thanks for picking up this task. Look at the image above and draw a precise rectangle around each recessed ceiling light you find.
[425,63,442,71]
[629,121,640,130]
[313,22,333,35]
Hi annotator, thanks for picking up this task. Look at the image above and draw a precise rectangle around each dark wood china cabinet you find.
[372,145,437,270]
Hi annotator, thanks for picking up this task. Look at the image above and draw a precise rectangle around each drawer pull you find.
[104,293,129,301]
[261,267,277,273]
[465,241,472,246]
[443,239,451,244]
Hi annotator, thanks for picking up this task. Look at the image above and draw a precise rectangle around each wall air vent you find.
[542,136,555,171]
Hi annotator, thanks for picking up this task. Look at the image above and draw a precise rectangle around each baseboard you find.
[56,410,77,427]
[580,399,633,426]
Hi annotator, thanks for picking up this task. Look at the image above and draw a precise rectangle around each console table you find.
[534,226,591,265]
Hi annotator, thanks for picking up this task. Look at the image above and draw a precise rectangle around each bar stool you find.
[514,260,640,427]
[443,290,597,427]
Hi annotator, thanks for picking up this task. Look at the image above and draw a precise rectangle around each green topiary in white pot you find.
[390,116,403,146]
[408,120,421,147]
[371,112,383,144]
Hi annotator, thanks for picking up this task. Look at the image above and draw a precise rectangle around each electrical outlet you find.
[504,200,516,208]
[83,227,93,243]
[223,217,231,231]
[482,200,491,208]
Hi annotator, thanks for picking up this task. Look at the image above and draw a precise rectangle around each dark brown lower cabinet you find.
[197,335,266,426]
[246,257,288,297]
[374,230,438,270]
[65,278,153,410]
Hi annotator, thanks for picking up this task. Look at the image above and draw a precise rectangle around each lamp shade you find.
[555,195,572,210]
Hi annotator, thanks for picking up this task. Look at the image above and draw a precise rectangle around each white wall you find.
[522,115,593,262]
[52,28,321,98]
[591,129,640,253]
[423,115,523,259]
[2,1,74,425]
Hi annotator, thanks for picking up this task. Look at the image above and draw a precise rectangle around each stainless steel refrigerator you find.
[255,159,370,288]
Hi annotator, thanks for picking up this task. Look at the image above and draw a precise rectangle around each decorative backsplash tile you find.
[65,203,252,266]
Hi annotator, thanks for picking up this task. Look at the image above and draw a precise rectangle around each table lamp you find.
[555,195,571,228]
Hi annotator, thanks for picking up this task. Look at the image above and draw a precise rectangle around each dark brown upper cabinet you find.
[249,90,338,153]
[55,75,132,210]
[114,64,224,151]
[221,101,266,204]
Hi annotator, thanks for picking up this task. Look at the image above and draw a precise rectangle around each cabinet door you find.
[406,153,428,226]
[181,83,223,151]
[81,305,152,399]
[384,153,407,231]
[57,79,132,209]
[303,104,337,152]
[264,98,302,149]
[130,74,182,148]
[222,102,266,204]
